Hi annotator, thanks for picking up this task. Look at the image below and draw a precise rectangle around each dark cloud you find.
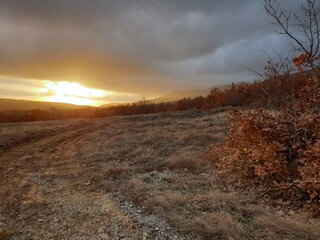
[0,0,302,96]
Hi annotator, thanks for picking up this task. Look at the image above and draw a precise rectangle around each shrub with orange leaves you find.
[292,53,309,72]
[213,79,320,213]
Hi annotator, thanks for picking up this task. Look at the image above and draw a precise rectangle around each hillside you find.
[99,102,126,108]
[151,89,209,103]
[0,98,86,112]
[1,109,319,239]
[152,85,230,103]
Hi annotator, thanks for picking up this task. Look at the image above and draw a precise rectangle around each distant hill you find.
[151,85,230,103]
[0,98,86,112]
[152,89,210,103]
[99,102,126,108]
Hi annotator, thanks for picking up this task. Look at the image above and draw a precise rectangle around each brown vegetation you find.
[212,56,320,215]
[0,119,92,153]
[1,105,320,239]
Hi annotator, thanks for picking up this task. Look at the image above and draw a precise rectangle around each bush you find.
[212,79,320,213]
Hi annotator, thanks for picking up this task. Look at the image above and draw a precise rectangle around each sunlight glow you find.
[40,81,110,106]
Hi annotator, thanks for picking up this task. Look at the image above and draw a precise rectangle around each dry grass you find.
[181,132,222,146]
[103,165,131,179]
[1,108,319,239]
[144,191,186,212]
[193,190,239,212]
[166,154,199,170]
[125,178,156,203]
[0,229,15,240]
[0,119,90,151]
[169,211,246,240]
[253,214,320,239]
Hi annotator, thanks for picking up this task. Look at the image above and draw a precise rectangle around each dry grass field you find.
[0,109,319,240]
[0,119,93,153]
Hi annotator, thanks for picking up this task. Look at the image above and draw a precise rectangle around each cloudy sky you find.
[0,0,301,105]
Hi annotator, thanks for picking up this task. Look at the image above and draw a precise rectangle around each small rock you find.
[100,233,109,240]
[166,226,171,230]
[277,210,285,216]
[155,227,159,231]
[98,227,106,233]
[137,210,142,213]
[37,219,45,222]
[288,210,295,215]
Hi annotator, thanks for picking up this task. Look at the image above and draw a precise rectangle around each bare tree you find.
[264,0,320,85]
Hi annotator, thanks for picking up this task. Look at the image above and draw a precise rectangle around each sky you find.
[0,0,302,106]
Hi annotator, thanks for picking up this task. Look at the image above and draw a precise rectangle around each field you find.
[0,109,319,240]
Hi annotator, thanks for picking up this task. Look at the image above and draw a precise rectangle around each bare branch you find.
[241,64,265,80]
[264,0,310,54]
[264,0,320,85]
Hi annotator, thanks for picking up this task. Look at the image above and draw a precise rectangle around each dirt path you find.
[0,116,195,240]
[1,110,319,240]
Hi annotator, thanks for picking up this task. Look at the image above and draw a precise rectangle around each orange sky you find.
[0,77,140,106]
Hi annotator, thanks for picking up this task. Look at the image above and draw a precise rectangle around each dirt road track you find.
[0,117,194,240]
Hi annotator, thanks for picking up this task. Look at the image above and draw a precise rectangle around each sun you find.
[40,81,109,106]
